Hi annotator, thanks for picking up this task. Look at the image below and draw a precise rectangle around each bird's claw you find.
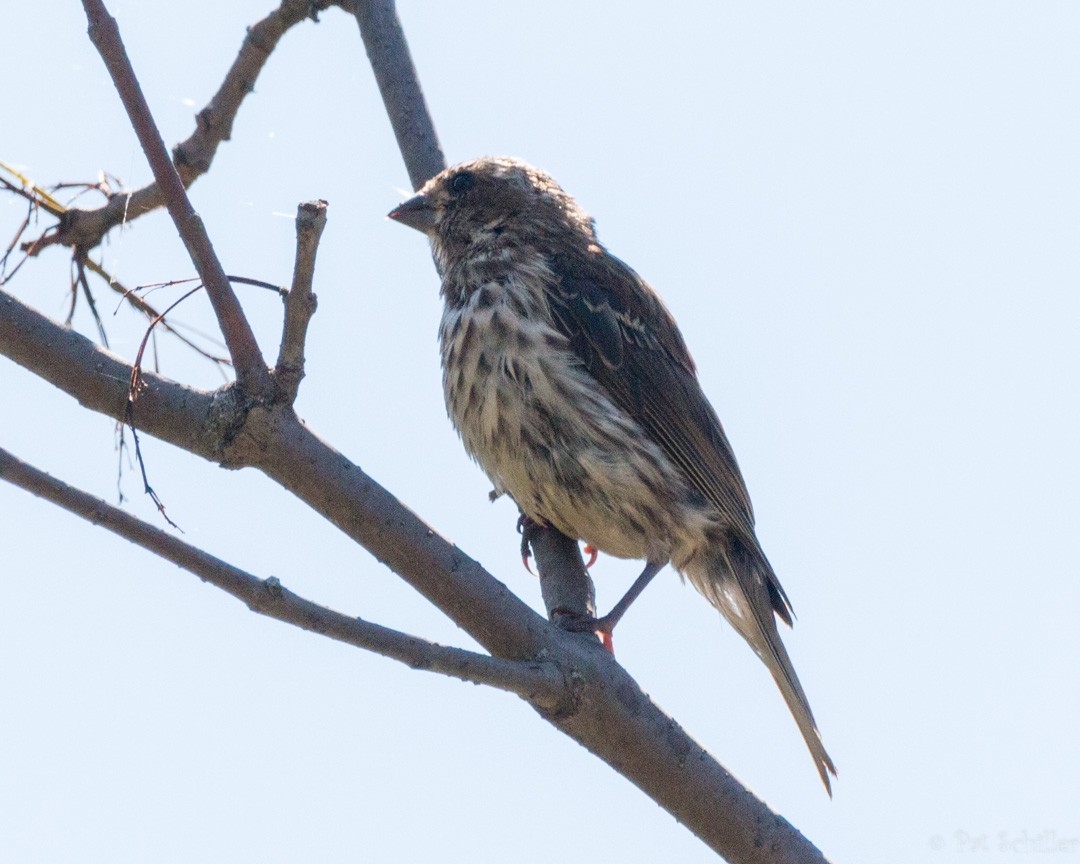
[555,610,616,654]
[582,544,598,569]
[517,513,545,576]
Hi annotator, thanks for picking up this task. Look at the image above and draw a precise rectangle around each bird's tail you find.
[683,536,837,793]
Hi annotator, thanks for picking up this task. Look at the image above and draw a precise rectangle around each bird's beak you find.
[387,192,437,234]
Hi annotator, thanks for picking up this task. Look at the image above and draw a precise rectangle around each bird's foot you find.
[555,559,665,654]
[517,513,546,575]
[556,610,617,654]
[517,516,598,574]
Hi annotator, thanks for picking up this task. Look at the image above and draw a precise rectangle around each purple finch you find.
[389,157,836,791]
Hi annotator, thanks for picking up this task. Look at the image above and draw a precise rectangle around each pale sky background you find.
[2,2,1079,862]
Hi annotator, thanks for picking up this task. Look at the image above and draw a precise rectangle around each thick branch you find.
[0,287,544,656]
[353,0,445,189]
[0,446,566,708]
[1,290,219,457]
[530,524,597,625]
[0,287,828,863]
[82,0,271,394]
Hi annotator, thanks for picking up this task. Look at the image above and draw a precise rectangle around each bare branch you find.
[73,254,110,346]
[0,445,567,709]
[0,285,828,863]
[0,286,545,652]
[3,166,227,371]
[527,522,597,627]
[22,0,340,257]
[1,290,216,456]
[353,0,445,189]
[96,263,232,369]
[275,199,327,403]
[81,0,271,394]
[124,283,212,528]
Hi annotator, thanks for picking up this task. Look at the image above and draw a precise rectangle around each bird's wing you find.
[547,247,794,623]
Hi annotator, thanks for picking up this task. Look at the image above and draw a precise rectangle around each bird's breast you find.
[437,269,713,561]
[439,273,566,466]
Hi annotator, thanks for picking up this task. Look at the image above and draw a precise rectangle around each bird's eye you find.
[450,171,475,194]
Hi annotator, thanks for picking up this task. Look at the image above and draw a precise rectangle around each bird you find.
[388,156,836,792]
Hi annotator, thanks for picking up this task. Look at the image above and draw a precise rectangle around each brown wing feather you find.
[548,247,795,623]
[549,248,755,531]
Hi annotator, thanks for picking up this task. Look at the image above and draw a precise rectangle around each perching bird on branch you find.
[389,157,836,792]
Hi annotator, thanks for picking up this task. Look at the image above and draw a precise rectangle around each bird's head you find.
[388,157,597,271]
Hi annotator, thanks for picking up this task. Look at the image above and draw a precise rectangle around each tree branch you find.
[275,199,327,403]
[82,0,271,395]
[24,0,342,257]
[352,0,445,190]
[0,445,567,709]
[0,286,547,655]
[530,523,597,625]
[0,284,828,863]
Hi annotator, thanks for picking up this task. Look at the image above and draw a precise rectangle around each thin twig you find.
[74,254,110,347]
[0,194,35,285]
[100,266,232,368]
[275,199,327,403]
[0,445,567,709]
[115,269,290,513]
[3,165,223,367]
[124,283,208,529]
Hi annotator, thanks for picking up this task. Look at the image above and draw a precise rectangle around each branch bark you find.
[82,0,271,395]
[353,0,445,190]
[1,282,828,863]
[26,0,344,257]
[0,445,566,708]
[275,199,327,403]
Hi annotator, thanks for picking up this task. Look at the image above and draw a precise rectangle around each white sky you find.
[3,2,1079,862]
